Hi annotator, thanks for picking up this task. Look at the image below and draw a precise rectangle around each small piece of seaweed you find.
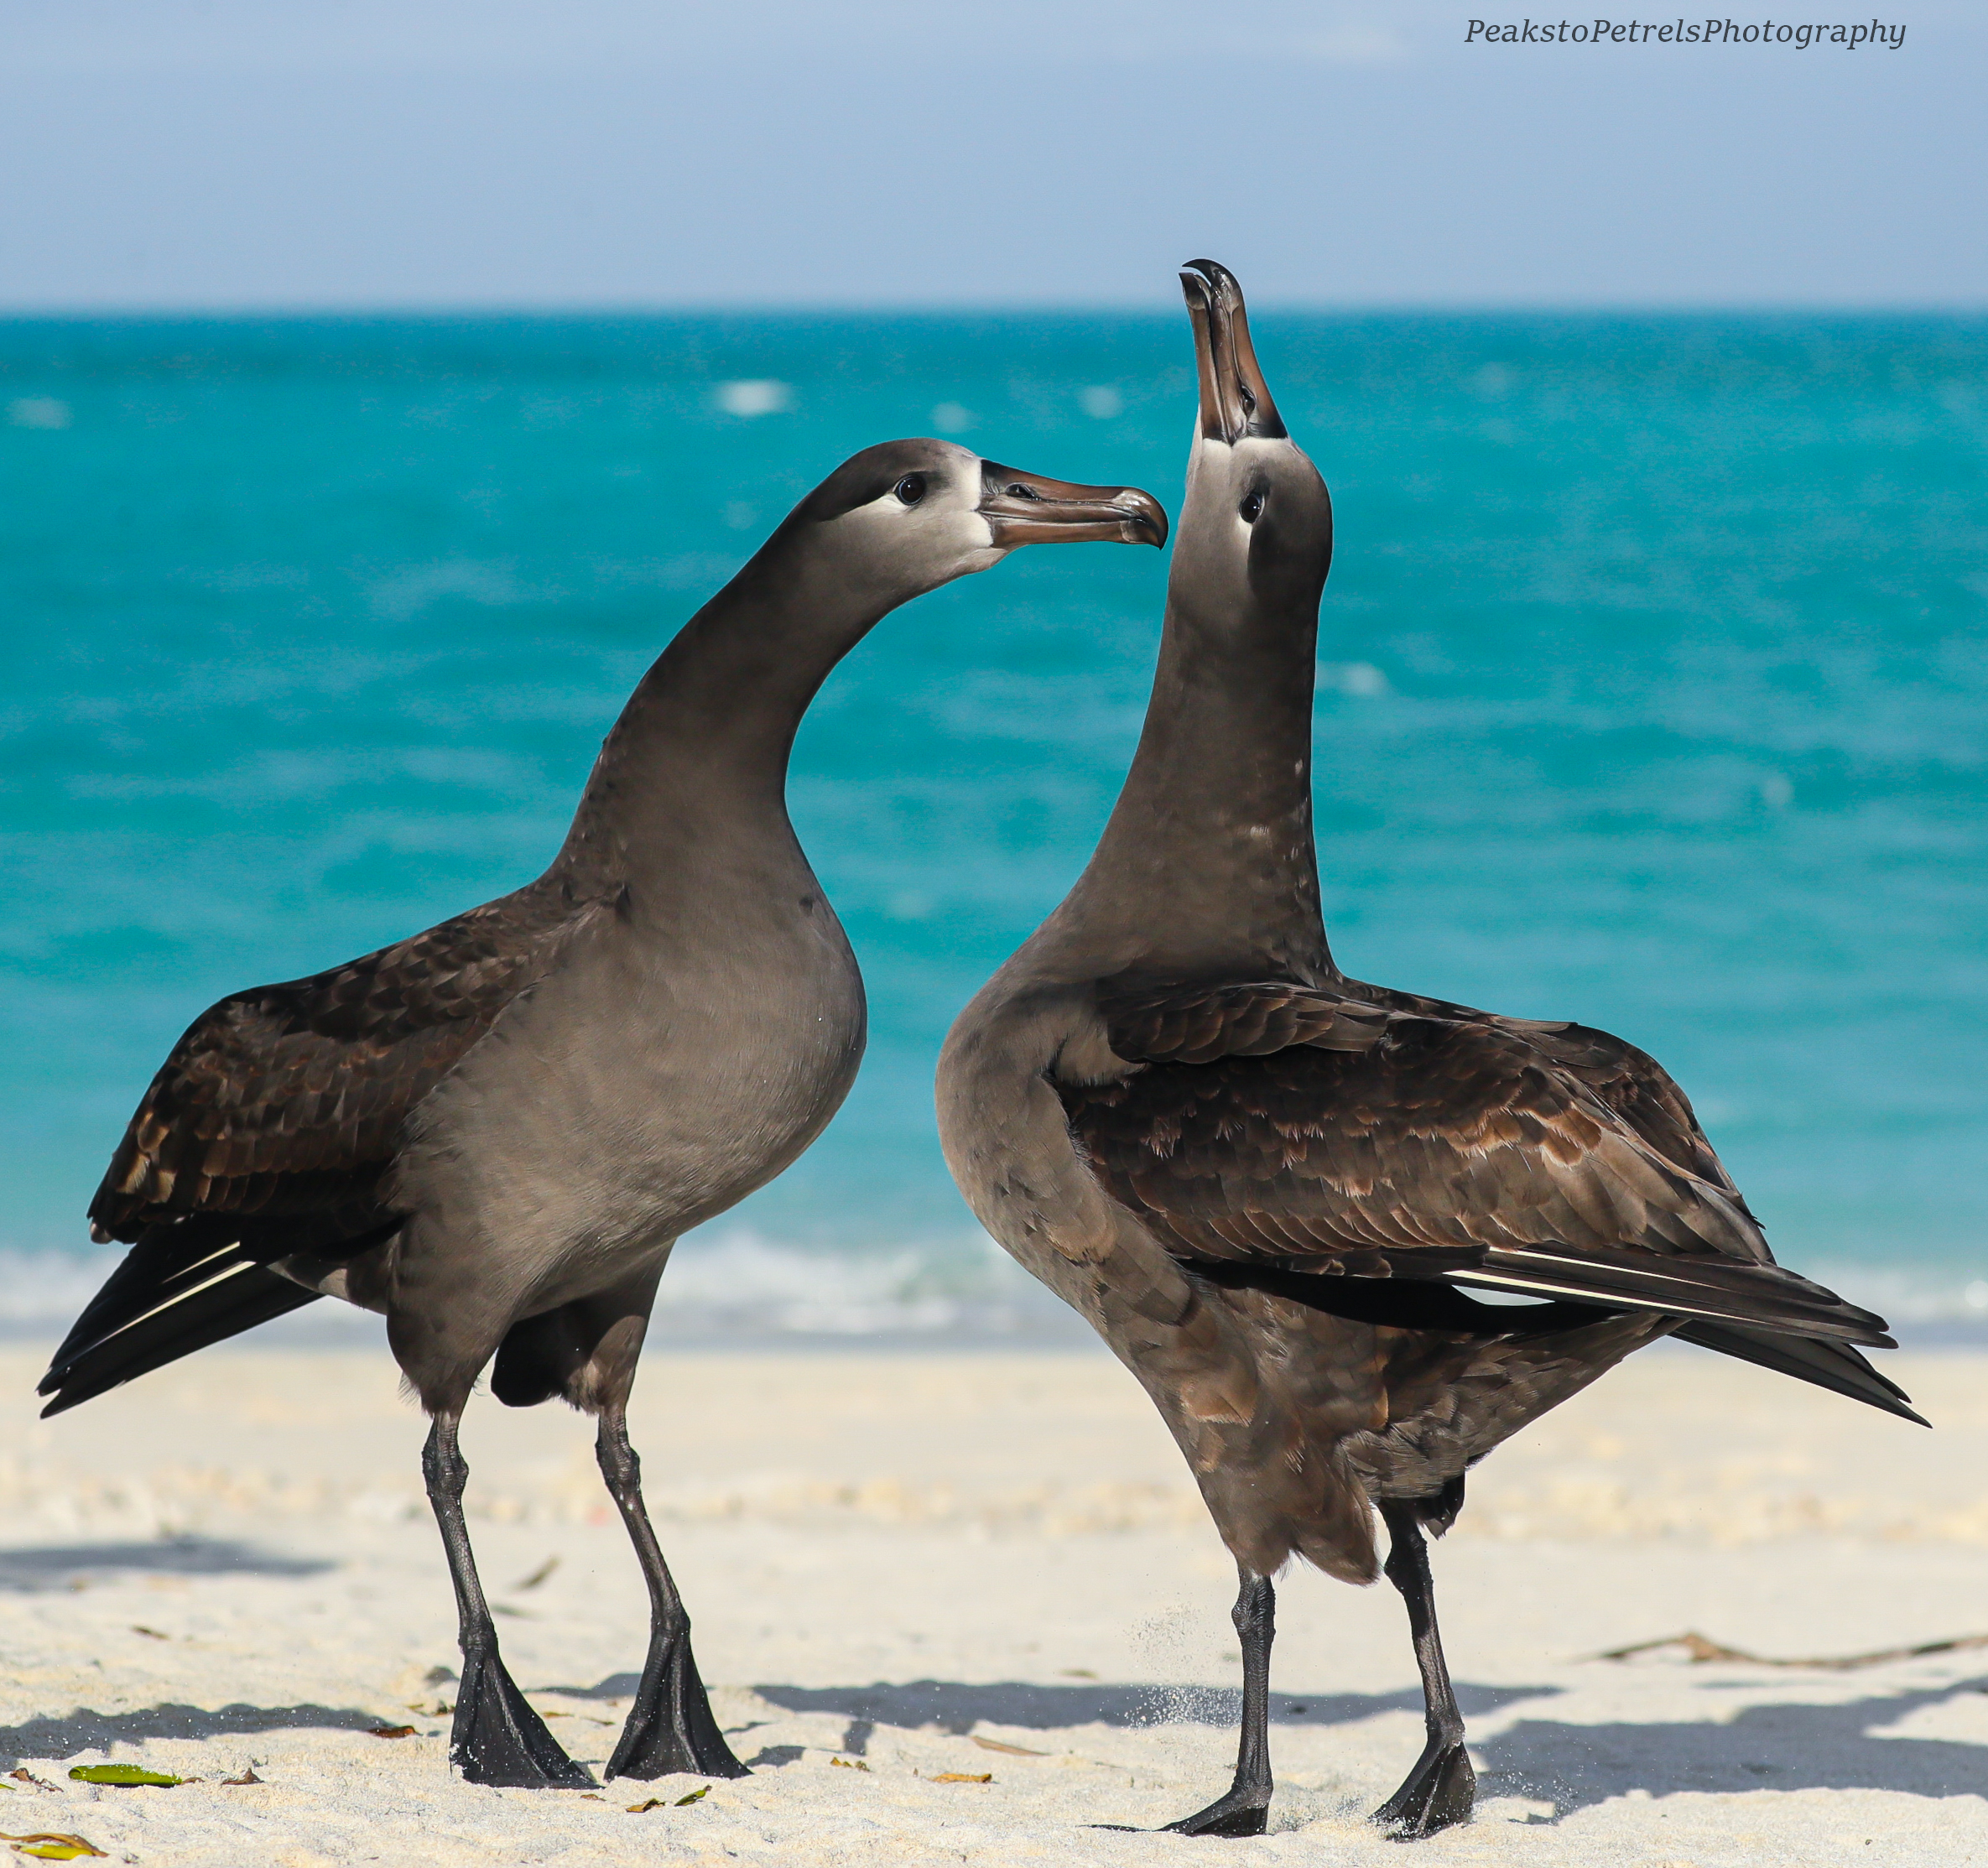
[627,1785,710,1813]
[1,1834,107,1860]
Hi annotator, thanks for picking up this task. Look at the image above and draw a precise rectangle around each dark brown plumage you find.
[936,263,1917,1842]
[1068,981,1880,1335]
[91,882,588,1241]
[47,882,604,1422]
[44,439,1168,1793]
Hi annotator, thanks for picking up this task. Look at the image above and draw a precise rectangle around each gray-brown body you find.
[938,262,1907,1839]
[44,435,1167,1789]
[941,964,1663,1584]
[353,775,866,1406]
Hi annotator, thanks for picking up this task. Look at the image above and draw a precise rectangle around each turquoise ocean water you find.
[2,313,1984,1334]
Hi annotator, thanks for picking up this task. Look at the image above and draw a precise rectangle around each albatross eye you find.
[1240,491,1265,523]
[893,475,927,507]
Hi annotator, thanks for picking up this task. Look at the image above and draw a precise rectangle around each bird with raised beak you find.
[936,261,1916,1840]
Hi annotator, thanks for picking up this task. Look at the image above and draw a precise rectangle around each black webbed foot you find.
[606,1631,749,1782]
[1093,1568,1277,1838]
[1089,1786,1267,1837]
[591,1404,750,1782]
[450,1647,595,1788]
[1160,1785,1271,1837]
[1372,1740,1475,1840]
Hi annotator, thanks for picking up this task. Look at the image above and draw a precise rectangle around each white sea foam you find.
[1319,659,1390,697]
[0,1234,1088,1345]
[8,1236,1982,1350]
[7,396,70,429]
[0,1249,384,1347]
[0,1249,122,1326]
[1807,1261,1988,1330]
[713,379,792,418]
[653,1229,1082,1341]
[365,557,526,622]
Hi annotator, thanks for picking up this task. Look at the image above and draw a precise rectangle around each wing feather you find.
[89,879,597,1243]
[1064,982,1890,1347]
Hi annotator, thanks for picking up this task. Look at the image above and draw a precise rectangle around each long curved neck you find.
[551,528,888,891]
[1040,590,1334,986]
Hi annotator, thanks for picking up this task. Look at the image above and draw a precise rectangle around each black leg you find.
[424,1415,593,1788]
[1372,1502,1475,1839]
[596,1408,748,1782]
[1159,1567,1276,1838]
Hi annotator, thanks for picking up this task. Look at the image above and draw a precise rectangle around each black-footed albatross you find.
[41,437,1165,1792]
[935,264,1918,1841]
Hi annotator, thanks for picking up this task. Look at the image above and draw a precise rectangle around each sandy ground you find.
[1,1333,1985,1866]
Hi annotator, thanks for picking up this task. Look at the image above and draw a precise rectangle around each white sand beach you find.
[2,1335,1985,1866]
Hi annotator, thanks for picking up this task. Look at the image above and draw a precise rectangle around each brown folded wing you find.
[89,881,595,1243]
[1060,982,1887,1345]
[1340,977,1746,1202]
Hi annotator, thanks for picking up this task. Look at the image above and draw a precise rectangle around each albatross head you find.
[1174,259,1333,626]
[788,437,1166,605]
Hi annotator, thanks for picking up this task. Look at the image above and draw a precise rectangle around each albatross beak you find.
[977,464,1168,550]
[1180,259,1287,445]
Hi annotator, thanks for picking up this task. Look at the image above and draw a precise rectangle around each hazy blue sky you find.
[3,0,1982,308]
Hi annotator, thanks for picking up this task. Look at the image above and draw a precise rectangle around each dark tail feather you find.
[1673,1319,1928,1426]
[49,1220,239,1372]
[39,1223,323,1417]
[1449,1243,1894,1347]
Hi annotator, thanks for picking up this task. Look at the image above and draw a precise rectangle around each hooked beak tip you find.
[1183,258,1284,445]
[976,466,1168,551]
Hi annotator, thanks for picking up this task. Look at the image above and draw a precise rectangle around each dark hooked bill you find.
[977,463,1168,549]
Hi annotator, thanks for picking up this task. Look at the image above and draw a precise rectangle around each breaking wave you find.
[0,1232,1095,1347]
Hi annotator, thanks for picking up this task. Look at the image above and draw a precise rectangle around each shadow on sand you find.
[0,1701,398,1767]
[7,1665,1973,1812]
[679,1672,1981,1811]
[1478,1675,1988,1817]
[0,1538,331,1592]
[741,1676,1555,1741]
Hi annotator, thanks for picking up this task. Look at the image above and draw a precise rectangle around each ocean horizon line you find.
[4,301,1988,325]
